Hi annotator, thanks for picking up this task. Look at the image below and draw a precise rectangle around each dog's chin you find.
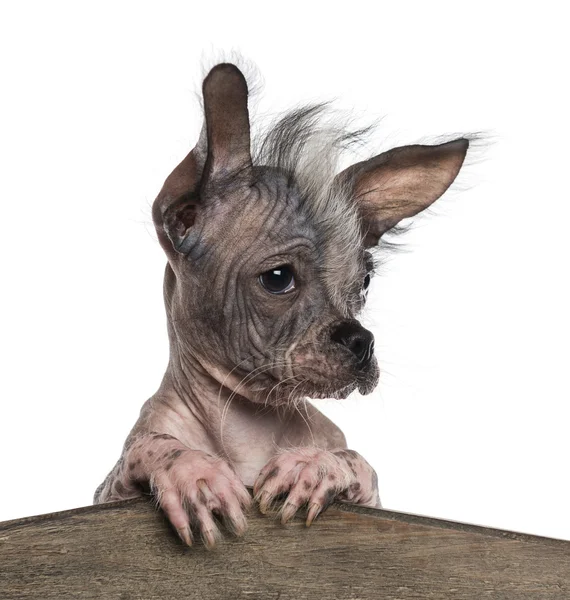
[306,382,358,400]
[288,360,380,401]
[304,377,377,400]
[318,359,380,400]
[357,360,380,395]
[246,359,380,405]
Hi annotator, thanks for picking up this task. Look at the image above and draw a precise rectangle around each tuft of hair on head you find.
[252,104,376,313]
[158,53,489,297]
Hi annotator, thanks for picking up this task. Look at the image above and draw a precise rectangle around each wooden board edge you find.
[1,491,569,548]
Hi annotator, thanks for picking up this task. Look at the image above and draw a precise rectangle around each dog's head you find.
[152,64,468,405]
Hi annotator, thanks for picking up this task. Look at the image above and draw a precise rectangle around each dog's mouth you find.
[301,358,380,399]
[222,348,380,406]
[251,356,380,405]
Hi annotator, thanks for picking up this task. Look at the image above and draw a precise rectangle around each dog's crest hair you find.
[182,55,487,313]
[252,104,370,313]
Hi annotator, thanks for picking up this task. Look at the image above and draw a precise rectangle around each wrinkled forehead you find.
[224,168,365,310]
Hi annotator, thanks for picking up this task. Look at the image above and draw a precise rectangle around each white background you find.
[0,2,568,540]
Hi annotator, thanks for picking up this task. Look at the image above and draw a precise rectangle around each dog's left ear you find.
[337,139,469,247]
[152,63,252,256]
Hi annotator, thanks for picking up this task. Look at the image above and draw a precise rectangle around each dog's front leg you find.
[94,431,251,548]
[253,448,381,525]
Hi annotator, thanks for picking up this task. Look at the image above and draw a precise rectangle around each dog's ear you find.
[201,63,252,186]
[152,126,206,254]
[152,63,252,255]
[337,139,469,247]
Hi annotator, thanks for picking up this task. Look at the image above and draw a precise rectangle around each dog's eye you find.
[360,273,372,302]
[259,266,296,294]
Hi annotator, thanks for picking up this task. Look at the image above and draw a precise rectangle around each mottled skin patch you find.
[114,480,127,496]
[322,487,338,509]
[253,447,381,526]
[265,467,279,480]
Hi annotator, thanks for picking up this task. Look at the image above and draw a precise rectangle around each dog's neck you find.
[138,337,344,486]
[148,339,307,486]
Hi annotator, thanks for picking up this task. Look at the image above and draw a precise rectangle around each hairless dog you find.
[94,63,469,548]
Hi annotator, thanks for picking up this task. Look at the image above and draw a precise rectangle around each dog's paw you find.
[253,447,380,526]
[148,448,251,549]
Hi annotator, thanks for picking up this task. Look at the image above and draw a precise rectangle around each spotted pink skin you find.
[253,447,381,526]
[94,395,380,548]
[95,432,251,549]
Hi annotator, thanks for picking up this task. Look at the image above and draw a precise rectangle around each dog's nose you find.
[331,321,375,366]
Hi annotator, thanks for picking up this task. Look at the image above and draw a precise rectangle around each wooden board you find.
[1,497,569,599]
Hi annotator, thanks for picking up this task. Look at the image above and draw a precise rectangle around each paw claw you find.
[230,514,248,536]
[257,491,271,514]
[305,502,321,527]
[176,526,193,546]
[202,528,218,550]
[281,501,298,525]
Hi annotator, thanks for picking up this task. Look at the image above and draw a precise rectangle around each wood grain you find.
[0,497,568,599]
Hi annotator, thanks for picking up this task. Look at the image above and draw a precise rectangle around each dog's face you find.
[161,167,379,404]
[152,64,468,406]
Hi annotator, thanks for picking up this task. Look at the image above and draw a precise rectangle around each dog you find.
[94,62,469,548]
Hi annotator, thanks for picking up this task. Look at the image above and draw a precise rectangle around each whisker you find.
[265,374,300,406]
[219,359,290,455]
[286,379,316,446]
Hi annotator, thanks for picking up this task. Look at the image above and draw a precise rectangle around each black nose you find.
[331,321,375,366]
